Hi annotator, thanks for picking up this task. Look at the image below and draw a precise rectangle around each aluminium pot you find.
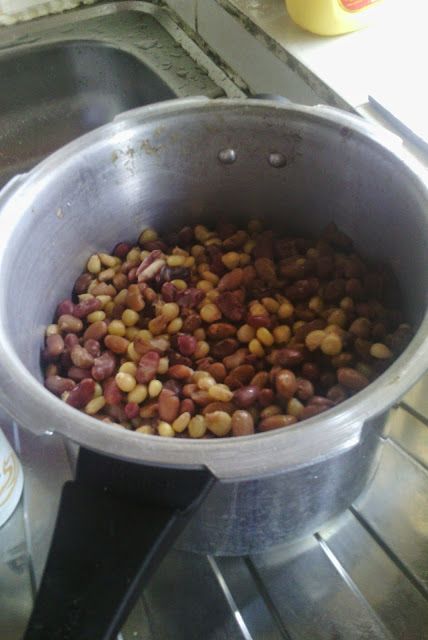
[0,97,427,639]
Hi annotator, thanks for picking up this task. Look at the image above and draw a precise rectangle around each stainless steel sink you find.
[0,1,244,186]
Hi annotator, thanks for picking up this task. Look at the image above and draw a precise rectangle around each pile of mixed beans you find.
[42,220,412,438]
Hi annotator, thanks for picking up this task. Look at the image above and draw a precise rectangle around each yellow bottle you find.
[286,0,383,36]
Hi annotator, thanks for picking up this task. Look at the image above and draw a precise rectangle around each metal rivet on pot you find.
[218,149,237,164]
[268,152,287,168]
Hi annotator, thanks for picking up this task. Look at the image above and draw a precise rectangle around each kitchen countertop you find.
[215,0,428,165]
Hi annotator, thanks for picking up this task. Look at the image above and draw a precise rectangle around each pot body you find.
[0,98,426,554]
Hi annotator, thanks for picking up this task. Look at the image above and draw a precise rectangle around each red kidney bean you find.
[177,334,197,357]
[223,229,247,250]
[164,379,182,396]
[247,314,271,329]
[327,385,348,404]
[177,288,205,308]
[217,292,245,322]
[64,334,80,350]
[66,379,96,408]
[178,226,194,246]
[45,334,64,359]
[251,371,269,387]
[226,365,254,385]
[308,396,334,408]
[68,367,89,382]
[73,298,102,318]
[56,299,75,317]
[45,375,75,395]
[158,389,180,422]
[258,388,275,407]
[301,362,320,381]
[84,339,101,358]
[136,352,160,384]
[183,314,202,333]
[103,378,123,406]
[113,242,132,259]
[233,385,259,408]
[296,378,314,401]
[70,345,94,369]
[272,348,305,368]
[124,403,140,419]
[300,404,328,420]
[91,351,116,381]
[74,273,93,295]
[337,367,369,391]
[161,282,178,302]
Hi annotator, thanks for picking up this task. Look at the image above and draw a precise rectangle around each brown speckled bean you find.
[231,410,254,436]
[259,414,297,431]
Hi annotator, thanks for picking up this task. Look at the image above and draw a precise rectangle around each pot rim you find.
[0,97,427,481]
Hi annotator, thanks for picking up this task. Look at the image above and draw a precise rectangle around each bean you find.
[259,415,297,431]
[222,348,247,370]
[71,345,94,369]
[56,299,75,317]
[45,375,75,395]
[66,379,96,409]
[58,314,83,334]
[85,396,106,415]
[188,414,207,438]
[91,351,116,381]
[168,364,193,380]
[205,411,232,436]
[211,339,239,359]
[218,268,243,291]
[73,298,102,319]
[231,410,254,436]
[158,389,180,422]
[180,398,196,416]
[137,352,160,384]
[84,321,107,341]
[202,401,236,415]
[207,323,237,339]
[84,339,101,358]
[103,378,124,405]
[272,348,305,368]
[45,334,64,359]
[208,384,233,402]
[206,362,227,382]
[370,343,392,359]
[275,370,298,400]
[74,273,93,295]
[233,385,259,408]
[337,367,369,391]
[225,365,255,387]
[296,378,314,401]
[67,367,88,382]
[104,335,129,354]
[177,334,197,356]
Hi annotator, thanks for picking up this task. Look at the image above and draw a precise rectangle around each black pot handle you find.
[24,447,214,640]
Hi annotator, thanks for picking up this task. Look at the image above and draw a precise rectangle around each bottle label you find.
[339,0,379,11]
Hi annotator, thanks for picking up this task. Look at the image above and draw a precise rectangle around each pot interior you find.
[1,103,427,388]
